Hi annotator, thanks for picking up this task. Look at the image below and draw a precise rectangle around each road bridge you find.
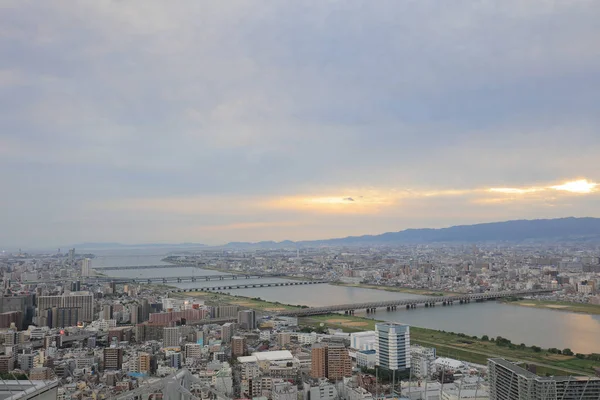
[170,280,327,293]
[276,289,554,317]
[93,264,199,271]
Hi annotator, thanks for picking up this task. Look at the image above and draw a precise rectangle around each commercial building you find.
[488,358,600,400]
[311,343,352,380]
[375,323,410,372]
[103,347,123,370]
[237,310,256,330]
[232,336,247,357]
[356,350,377,369]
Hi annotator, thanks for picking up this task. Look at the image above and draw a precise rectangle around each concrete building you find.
[304,379,338,400]
[410,345,436,378]
[311,343,352,380]
[185,343,202,359]
[272,379,298,400]
[221,323,235,343]
[37,293,93,323]
[163,327,181,348]
[103,347,123,370]
[232,336,247,357]
[488,358,600,400]
[81,258,92,277]
[237,310,256,330]
[375,322,410,372]
[350,331,377,351]
[277,332,291,348]
[138,352,151,374]
[356,350,377,369]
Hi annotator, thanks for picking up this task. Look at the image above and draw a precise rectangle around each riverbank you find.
[299,314,599,377]
[503,299,600,315]
[173,290,600,376]
[331,282,456,296]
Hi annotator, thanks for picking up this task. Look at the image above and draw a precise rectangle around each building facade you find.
[375,323,410,371]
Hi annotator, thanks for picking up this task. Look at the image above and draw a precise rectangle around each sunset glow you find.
[550,179,598,194]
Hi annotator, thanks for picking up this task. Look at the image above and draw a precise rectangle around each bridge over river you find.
[169,280,327,292]
[276,289,554,317]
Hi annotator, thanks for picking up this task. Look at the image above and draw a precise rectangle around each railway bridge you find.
[170,280,327,293]
[276,289,553,317]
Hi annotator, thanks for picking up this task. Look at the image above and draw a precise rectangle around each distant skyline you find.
[1,1,600,247]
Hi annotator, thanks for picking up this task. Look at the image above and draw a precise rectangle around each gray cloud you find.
[1,0,600,247]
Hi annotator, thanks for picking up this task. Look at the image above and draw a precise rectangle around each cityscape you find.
[0,237,599,399]
[2,1,600,399]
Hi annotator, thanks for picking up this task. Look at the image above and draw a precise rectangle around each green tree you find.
[563,348,574,356]
[481,335,489,341]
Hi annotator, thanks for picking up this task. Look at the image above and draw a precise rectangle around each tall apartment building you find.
[103,347,123,370]
[232,336,247,357]
[81,258,92,277]
[129,304,140,324]
[310,343,352,380]
[277,332,291,348]
[375,323,410,371]
[488,358,600,400]
[221,323,235,343]
[163,327,181,348]
[214,305,239,318]
[0,355,14,373]
[102,305,112,321]
[138,352,150,374]
[237,310,256,330]
[37,293,94,323]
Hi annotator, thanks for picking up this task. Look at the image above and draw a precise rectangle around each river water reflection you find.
[105,265,600,353]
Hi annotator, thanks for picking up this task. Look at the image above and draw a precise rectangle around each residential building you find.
[81,258,92,277]
[410,345,436,378]
[375,322,410,371]
[232,336,247,357]
[311,343,352,380]
[277,332,291,348]
[221,323,235,343]
[185,343,202,359]
[350,331,377,351]
[272,379,298,400]
[237,310,256,330]
[138,352,150,374]
[356,350,377,369]
[163,326,181,348]
[104,347,123,370]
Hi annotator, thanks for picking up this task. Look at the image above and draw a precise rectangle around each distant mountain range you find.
[223,217,600,248]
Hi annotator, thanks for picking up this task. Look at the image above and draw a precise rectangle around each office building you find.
[237,310,256,330]
[232,336,247,357]
[81,258,92,277]
[488,358,600,400]
[163,327,181,348]
[104,347,123,370]
[221,322,235,343]
[375,322,410,371]
[311,343,352,380]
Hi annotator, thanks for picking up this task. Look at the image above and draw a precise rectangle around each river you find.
[96,254,600,354]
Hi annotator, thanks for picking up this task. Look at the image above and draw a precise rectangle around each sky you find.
[1,0,600,248]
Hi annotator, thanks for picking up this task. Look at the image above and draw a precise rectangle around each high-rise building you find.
[221,322,235,343]
[310,343,351,380]
[81,258,92,277]
[232,336,247,357]
[129,304,140,324]
[375,323,410,372]
[237,310,256,330]
[102,305,113,321]
[103,347,123,370]
[138,352,150,374]
[37,293,94,323]
[163,327,181,348]
[488,358,600,400]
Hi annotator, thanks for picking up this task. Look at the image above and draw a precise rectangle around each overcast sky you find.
[1,0,599,248]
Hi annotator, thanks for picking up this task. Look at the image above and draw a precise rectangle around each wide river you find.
[94,254,600,354]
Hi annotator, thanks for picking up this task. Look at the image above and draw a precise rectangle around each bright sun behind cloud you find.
[550,179,598,193]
